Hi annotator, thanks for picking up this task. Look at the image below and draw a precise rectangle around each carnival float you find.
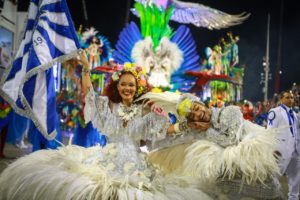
[189,32,245,104]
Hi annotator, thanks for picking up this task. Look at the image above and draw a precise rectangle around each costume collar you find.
[280,103,292,111]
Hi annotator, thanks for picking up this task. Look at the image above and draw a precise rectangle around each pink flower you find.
[136,66,142,72]
[152,106,166,117]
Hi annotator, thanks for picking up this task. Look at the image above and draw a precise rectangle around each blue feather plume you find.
[170,25,200,91]
[113,22,143,64]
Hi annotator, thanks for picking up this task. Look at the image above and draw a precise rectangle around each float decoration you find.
[113,2,199,91]
[115,0,249,90]
[132,0,250,30]
[188,32,244,102]
[81,27,112,69]
[58,26,113,131]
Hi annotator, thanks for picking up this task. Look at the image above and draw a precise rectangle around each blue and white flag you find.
[0,0,80,139]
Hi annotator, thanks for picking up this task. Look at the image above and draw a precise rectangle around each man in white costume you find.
[268,90,300,200]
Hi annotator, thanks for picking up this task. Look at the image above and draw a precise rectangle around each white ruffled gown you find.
[0,89,212,200]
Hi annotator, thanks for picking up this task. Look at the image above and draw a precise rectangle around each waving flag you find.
[0,0,80,140]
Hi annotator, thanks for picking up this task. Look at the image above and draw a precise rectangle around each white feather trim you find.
[156,37,183,73]
[183,124,280,185]
[0,145,213,200]
[131,36,183,88]
[81,27,98,43]
[131,36,154,73]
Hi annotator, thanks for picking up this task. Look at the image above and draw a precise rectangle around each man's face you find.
[281,92,294,108]
[187,102,212,122]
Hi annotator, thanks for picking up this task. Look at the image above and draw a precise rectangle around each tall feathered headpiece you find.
[81,27,98,45]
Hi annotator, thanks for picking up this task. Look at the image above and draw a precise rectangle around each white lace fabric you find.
[84,88,170,176]
[207,106,244,147]
[84,88,169,141]
[183,105,280,185]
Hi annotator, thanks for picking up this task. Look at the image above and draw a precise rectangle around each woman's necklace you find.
[118,103,139,126]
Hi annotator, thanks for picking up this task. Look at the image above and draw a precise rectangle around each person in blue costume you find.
[72,87,107,148]
[0,52,213,200]
[73,119,107,147]
[6,110,29,148]
[27,115,62,152]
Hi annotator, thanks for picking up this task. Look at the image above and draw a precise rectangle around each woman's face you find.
[187,102,212,122]
[117,73,137,103]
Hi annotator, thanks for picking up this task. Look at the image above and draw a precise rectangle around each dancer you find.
[0,53,212,200]
[140,91,282,199]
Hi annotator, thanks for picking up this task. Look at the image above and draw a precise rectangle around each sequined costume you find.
[0,88,212,200]
[184,106,283,199]
[148,104,283,199]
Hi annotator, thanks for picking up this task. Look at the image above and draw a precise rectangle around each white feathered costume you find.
[139,92,283,199]
[0,88,213,200]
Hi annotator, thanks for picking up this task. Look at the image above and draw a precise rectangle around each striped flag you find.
[0,0,80,140]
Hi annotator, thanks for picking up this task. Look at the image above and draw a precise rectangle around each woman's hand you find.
[152,106,166,117]
[80,50,93,95]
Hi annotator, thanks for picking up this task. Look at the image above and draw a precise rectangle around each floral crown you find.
[111,63,148,97]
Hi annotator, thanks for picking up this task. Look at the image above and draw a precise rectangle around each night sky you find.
[19,0,300,102]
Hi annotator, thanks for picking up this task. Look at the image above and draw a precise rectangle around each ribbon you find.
[268,111,275,125]
[280,104,295,137]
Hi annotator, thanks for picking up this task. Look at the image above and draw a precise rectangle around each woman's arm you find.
[79,51,92,95]
[142,103,176,137]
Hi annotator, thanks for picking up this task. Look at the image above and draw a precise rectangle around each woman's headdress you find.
[81,27,98,46]
[111,63,148,97]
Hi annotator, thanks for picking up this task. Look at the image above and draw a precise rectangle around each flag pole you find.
[81,0,89,27]
[264,14,270,102]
